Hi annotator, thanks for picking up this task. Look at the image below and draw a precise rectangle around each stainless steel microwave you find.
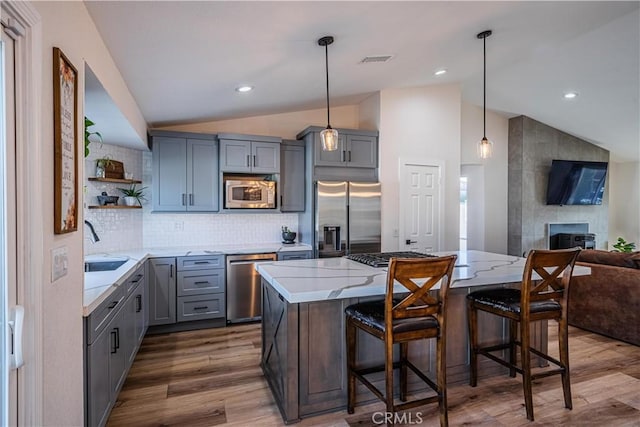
[225,179,276,209]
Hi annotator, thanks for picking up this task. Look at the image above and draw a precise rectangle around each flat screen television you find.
[546,160,608,205]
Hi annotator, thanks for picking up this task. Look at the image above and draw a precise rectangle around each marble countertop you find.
[255,250,591,303]
[83,242,312,316]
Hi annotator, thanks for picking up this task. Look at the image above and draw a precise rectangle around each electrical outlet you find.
[51,246,68,282]
[174,221,184,231]
[392,229,399,237]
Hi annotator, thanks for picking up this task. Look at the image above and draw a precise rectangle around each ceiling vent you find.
[360,55,394,64]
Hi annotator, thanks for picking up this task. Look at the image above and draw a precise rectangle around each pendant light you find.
[477,30,492,159]
[318,36,338,151]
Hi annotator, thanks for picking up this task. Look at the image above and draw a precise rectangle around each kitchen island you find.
[255,250,590,424]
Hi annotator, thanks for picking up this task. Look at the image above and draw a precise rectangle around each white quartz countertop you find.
[83,242,312,316]
[255,250,591,304]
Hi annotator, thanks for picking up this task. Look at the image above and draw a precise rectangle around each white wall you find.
[32,1,146,424]
[378,84,462,251]
[460,101,509,254]
[609,161,640,248]
[161,105,360,139]
[84,143,144,254]
[358,92,381,130]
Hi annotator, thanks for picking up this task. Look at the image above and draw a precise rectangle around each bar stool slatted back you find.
[345,255,457,427]
[466,248,580,421]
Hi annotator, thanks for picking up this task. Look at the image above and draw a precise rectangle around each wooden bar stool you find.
[466,248,580,421]
[345,255,457,427]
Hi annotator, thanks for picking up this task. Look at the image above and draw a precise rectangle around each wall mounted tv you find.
[546,160,608,205]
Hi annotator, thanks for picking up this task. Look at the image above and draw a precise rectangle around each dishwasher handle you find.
[227,258,275,266]
[226,254,277,265]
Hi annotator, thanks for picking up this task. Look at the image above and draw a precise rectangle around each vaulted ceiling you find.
[84,1,640,161]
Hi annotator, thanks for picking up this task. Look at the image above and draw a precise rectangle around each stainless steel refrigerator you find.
[315,181,381,258]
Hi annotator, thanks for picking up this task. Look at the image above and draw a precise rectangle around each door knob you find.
[406,239,417,245]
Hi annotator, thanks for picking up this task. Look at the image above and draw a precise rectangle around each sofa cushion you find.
[577,249,640,269]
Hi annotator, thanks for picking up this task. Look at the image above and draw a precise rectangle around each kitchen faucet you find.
[84,220,100,243]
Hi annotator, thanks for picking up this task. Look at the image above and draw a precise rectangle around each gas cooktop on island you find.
[346,251,436,268]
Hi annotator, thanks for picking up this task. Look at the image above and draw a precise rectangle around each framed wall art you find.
[53,47,79,234]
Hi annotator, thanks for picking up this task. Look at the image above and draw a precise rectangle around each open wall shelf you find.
[88,177,142,184]
[88,205,142,210]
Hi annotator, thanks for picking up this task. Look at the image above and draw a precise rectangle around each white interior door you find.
[400,163,442,253]
[1,24,18,426]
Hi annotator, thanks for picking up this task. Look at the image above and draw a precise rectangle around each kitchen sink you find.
[84,259,128,272]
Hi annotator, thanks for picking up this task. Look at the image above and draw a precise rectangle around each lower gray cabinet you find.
[85,265,148,427]
[177,294,225,322]
[176,255,225,322]
[277,250,313,261]
[147,257,176,325]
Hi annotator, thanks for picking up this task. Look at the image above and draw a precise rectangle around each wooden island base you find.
[260,280,548,424]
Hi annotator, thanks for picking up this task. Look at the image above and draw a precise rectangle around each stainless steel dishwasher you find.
[226,253,277,323]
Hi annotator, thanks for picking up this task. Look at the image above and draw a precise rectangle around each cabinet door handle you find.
[348,151,352,162]
[136,294,142,312]
[107,301,118,310]
[115,327,120,350]
[253,155,256,167]
[193,306,208,310]
[341,150,345,162]
[182,193,186,206]
[189,193,194,205]
[110,329,118,354]
[170,265,173,278]
[246,154,251,167]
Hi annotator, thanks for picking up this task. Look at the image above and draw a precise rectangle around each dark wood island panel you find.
[261,279,548,424]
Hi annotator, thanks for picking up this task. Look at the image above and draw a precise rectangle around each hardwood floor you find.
[107,322,640,426]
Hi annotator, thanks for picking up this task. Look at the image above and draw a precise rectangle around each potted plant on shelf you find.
[84,116,103,158]
[117,184,147,206]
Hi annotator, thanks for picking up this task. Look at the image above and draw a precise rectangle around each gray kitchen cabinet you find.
[86,324,111,427]
[301,127,377,169]
[218,133,281,174]
[150,130,219,212]
[147,257,176,326]
[277,250,312,261]
[280,141,305,212]
[85,265,148,427]
[176,255,225,322]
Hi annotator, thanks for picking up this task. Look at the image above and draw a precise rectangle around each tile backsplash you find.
[84,144,299,254]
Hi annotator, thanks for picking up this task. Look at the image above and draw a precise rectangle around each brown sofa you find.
[568,249,640,346]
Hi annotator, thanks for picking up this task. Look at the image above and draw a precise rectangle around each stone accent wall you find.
[508,116,609,256]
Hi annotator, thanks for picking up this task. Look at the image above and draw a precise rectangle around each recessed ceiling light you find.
[563,91,578,99]
[434,69,447,76]
[236,85,253,93]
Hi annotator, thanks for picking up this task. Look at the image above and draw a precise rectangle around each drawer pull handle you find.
[194,261,209,264]
[193,306,208,310]
[107,301,118,310]
[136,295,142,312]
[194,281,210,285]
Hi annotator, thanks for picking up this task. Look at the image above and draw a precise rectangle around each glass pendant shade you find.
[477,137,493,159]
[321,126,339,151]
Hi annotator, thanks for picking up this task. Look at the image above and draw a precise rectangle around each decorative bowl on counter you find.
[282,231,297,244]
[97,191,119,206]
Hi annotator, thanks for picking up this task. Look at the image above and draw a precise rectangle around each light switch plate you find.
[51,246,68,282]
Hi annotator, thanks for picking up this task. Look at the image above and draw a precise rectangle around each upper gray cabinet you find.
[297,126,379,182]
[307,129,377,169]
[280,140,305,212]
[218,133,281,174]
[149,130,219,212]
